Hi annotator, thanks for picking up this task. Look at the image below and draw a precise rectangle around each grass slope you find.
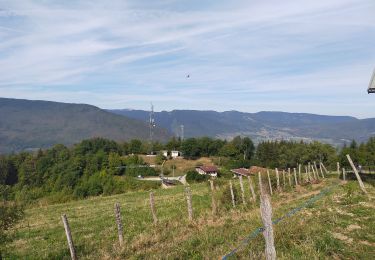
[5,176,375,259]
[0,98,170,153]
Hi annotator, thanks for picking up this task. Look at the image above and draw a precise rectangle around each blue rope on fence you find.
[222,183,339,260]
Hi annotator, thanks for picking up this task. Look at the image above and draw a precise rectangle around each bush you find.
[186,170,209,183]
[0,185,24,255]
[73,172,160,199]
[220,183,239,209]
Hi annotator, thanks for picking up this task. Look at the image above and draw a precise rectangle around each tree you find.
[165,137,181,151]
[108,152,123,175]
[241,137,255,160]
[219,143,239,158]
[181,138,200,159]
[129,139,142,154]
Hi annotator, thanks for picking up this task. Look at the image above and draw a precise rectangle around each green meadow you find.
[5,176,375,259]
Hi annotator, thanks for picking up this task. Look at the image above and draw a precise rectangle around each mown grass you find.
[5,175,375,259]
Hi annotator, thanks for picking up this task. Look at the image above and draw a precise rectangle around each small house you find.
[195,166,218,177]
[171,150,181,158]
[231,168,251,178]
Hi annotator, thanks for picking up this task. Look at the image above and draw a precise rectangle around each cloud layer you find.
[0,0,374,117]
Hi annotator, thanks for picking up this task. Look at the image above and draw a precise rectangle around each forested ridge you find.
[0,97,170,153]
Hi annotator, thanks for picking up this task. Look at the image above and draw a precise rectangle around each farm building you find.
[195,166,218,177]
[231,168,251,178]
[161,150,168,157]
[249,166,268,175]
[171,150,181,158]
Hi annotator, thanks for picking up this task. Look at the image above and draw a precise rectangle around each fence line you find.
[60,161,349,259]
[221,181,340,260]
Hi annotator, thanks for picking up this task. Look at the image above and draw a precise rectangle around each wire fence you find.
[222,181,340,259]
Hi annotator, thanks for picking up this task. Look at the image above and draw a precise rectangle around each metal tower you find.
[180,124,184,141]
[149,103,156,154]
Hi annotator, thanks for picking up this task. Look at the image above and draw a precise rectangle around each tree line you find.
[1,136,374,205]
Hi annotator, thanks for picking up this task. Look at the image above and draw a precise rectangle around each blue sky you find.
[0,0,374,118]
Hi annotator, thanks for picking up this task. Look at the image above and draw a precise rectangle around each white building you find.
[195,166,218,177]
[171,150,181,158]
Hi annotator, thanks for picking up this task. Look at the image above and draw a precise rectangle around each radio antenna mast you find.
[180,124,184,141]
[149,103,155,154]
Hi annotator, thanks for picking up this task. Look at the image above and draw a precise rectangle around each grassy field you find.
[5,175,375,259]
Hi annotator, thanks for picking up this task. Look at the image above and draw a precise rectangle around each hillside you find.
[0,98,170,153]
[110,109,375,145]
[6,177,375,259]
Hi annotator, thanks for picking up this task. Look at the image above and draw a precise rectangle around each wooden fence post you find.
[185,187,193,221]
[298,164,302,184]
[293,168,298,186]
[247,176,256,202]
[321,162,329,175]
[313,162,320,178]
[337,162,340,175]
[346,154,367,194]
[209,180,217,216]
[259,175,277,260]
[229,181,236,208]
[319,162,325,178]
[342,168,346,181]
[114,203,124,247]
[267,170,273,195]
[149,192,158,224]
[258,172,264,195]
[239,175,246,205]
[282,170,286,187]
[311,165,317,180]
[308,162,311,179]
[62,214,77,260]
[288,168,292,187]
[275,168,280,191]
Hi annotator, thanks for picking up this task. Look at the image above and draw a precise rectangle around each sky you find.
[0,0,374,118]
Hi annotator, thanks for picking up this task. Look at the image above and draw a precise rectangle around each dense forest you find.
[1,137,374,205]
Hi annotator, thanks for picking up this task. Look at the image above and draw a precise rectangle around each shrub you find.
[0,185,24,256]
[186,170,209,183]
[219,183,239,209]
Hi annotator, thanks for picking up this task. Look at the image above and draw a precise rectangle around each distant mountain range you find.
[1,97,374,154]
[0,98,170,153]
[110,109,375,146]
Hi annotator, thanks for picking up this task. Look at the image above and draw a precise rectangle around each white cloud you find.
[0,0,374,117]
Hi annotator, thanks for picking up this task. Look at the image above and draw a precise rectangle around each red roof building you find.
[248,166,268,175]
[195,166,218,177]
[231,168,251,177]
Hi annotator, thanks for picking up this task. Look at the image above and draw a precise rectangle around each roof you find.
[249,166,268,175]
[231,168,251,176]
[162,179,176,186]
[196,165,218,173]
